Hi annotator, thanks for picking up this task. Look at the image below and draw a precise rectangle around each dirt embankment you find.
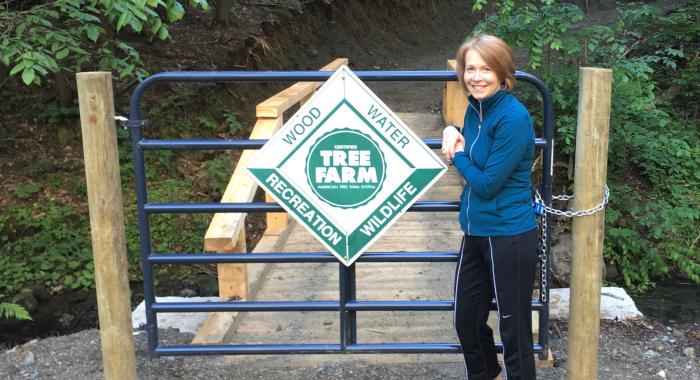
[131,0,477,115]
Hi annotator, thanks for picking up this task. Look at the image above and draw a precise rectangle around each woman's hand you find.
[442,125,466,161]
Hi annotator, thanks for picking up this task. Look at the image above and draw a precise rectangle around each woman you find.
[442,34,538,380]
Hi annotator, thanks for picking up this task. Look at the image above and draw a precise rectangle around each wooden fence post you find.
[566,67,612,380]
[77,72,137,380]
[442,60,467,127]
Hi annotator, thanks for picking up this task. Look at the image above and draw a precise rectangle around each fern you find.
[0,302,32,320]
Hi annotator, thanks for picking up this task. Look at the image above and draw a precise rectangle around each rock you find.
[683,347,695,358]
[11,288,39,312]
[656,369,666,378]
[661,335,669,342]
[550,233,571,280]
[178,288,197,297]
[644,350,660,359]
[59,313,75,328]
[131,296,219,334]
[22,351,35,369]
[548,287,642,320]
[605,262,620,281]
[66,290,87,303]
[672,328,684,338]
[29,284,51,301]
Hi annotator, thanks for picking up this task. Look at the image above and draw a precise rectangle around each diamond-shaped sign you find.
[247,66,447,266]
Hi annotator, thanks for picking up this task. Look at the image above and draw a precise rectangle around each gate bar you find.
[143,201,460,214]
[148,252,460,263]
[137,138,546,150]
[155,342,546,356]
[150,300,544,313]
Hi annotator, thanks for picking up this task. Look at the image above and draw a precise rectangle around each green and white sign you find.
[247,66,447,266]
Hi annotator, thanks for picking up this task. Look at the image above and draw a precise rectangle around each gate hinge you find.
[115,116,149,129]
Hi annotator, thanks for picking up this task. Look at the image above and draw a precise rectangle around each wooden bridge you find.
[192,58,552,367]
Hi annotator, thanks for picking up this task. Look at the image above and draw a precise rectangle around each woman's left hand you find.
[442,126,465,161]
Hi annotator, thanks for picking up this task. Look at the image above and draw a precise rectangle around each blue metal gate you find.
[128,70,554,359]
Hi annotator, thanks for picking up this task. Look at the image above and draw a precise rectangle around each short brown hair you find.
[456,34,516,93]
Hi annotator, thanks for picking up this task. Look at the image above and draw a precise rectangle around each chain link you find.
[538,213,548,302]
[534,184,609,218]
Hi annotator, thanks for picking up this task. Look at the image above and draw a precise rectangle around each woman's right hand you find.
[442,125,465,161]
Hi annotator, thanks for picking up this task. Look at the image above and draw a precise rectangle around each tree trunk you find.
[55,70,73,107]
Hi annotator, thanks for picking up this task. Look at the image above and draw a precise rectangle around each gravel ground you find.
[1,319,697,379]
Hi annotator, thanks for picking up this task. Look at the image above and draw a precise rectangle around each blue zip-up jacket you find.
[452,90,536,236]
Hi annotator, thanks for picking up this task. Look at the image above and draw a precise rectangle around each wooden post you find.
[217,227,248,300]
[442,60,467,127]
[567,67,612,380]
[77,72,137,380]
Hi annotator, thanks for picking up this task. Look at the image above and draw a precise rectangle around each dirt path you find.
[0,319,697,379]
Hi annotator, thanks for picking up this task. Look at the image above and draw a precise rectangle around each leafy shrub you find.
[0,0,210,85]
[473,0,700,291]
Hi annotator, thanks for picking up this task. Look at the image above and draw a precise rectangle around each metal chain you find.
[534,184,610,302]
[534,184,610,218]
[538,214,548,302]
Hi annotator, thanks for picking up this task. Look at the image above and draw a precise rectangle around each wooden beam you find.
[77,72,136,380]
[204,116,282,252]
[256,58,348,118]
[217,227,247,300]
[265,191,288,234]
[566,67,612,380]
[442,60,467,127]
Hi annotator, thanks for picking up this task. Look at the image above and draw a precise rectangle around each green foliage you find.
[0,0,210,85]
[208,154,233,194]
[0,302,32,320]
[473,0,700,291]
[223,109,243,135]
[0,203,93,294]
[38,106,80,127]
[13,183,42,200]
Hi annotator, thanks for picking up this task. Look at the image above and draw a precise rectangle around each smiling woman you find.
[442,34,538,380]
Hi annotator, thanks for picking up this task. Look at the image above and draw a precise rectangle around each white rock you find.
[131,296,220,334]
[548,287,643,321]
[683,347,695,358]
[22,351,35,368]
[656,369,666,378]
[644,350,661,359]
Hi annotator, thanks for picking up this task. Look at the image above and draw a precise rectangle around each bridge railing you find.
[203,58,348,303]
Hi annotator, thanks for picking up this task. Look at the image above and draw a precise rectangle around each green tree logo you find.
[306,129,386,208]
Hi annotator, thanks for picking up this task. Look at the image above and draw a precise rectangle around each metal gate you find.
[128,70,553,359]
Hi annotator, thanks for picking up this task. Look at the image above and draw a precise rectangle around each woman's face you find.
[463,49,501,101]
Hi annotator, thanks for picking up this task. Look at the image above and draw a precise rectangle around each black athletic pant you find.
[453,229,538,380]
